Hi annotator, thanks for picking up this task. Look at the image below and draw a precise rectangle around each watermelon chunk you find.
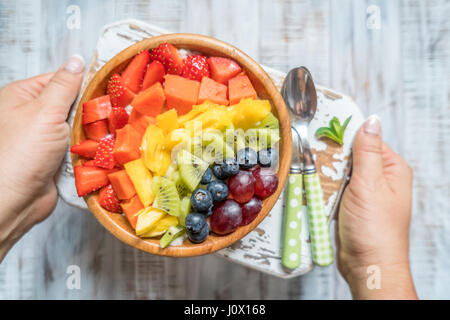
[207,57,242,85]
[198,76,229,105]
[83,120,109,141]
[164,74,200,115]
[142,60,165,90]
[82,95,112,124]
[113,124,142,165]
[130,82,165,117]
[121,50,150,93]
[228,74,257,105]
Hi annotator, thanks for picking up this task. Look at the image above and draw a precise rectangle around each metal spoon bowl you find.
[281,67,318,173]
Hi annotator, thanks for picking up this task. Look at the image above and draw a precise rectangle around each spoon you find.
[281,67,333,267]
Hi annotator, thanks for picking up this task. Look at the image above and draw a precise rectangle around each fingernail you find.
[363,115,381,136]
[64,54,85,73]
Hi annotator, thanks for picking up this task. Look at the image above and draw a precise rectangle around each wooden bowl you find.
[71,34,292,257]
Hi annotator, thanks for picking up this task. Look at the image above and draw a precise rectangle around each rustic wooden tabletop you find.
[0,0,448,299]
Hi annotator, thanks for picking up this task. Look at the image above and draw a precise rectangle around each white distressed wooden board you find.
[57,19,364,278]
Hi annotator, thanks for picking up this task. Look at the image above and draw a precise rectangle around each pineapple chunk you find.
[156,109,179,134]
[141,124,172,176]
[228,98,271,130]
[140,215,179,238]
[135,207,166,235]
[184,105,231,134]
[124,159,154,207]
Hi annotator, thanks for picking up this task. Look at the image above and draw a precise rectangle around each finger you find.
[0,73,55,107]
[38,55,85,118]
[382,142,413,191]
[352,115,384,183]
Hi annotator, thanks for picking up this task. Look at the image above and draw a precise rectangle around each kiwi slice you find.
[170,171,191,197]
[177,149,209,192]
[160,226,185,248]
[258,112,279,129]
[203,132,234,164]
[244,128,280,151]
[152,176,181,217]
[179,196,191,227]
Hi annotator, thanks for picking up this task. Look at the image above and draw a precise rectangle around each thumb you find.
[38,54,84,118]
[352,115,384,182]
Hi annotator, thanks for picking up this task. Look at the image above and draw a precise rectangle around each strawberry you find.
[70,140,99,159]
[99,184,121,213]
[121,50,150,93]
[181,55,210,81]
[106,73,135,108]
[94,135,116,169]
[149,43,184,75]
[74,166,115,197]
[108,106,129,133]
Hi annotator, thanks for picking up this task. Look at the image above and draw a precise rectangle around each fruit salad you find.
[71,43,280,248]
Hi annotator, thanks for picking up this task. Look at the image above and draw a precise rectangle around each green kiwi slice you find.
[160,226,185,248]
[177,149,209,192]
[258,112,279,129]
[152,176,181,217]
[179,196,191,227]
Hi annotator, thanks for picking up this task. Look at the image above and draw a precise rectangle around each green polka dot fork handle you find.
[282,173,303,269]
[303,173,333,266]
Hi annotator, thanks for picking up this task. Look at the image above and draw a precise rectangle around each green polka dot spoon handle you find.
[282,173,303,269]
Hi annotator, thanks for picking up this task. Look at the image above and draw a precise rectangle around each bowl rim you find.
[71,33,292,257]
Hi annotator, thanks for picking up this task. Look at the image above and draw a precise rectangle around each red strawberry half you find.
[106,73,135,108]
[121,50,150,93]
[108,106,129,133]
[149,43,184,75]
[182,55,210,81]
[70,140,99,159]
[99,184,121,213]
[94,135,116,169]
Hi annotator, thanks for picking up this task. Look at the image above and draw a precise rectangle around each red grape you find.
[252,167,279,198]
[228,170,255,203]
[240,197,263,226]
[210,199,242,235]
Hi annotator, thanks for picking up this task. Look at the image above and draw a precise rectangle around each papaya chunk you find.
[164,74,200,115]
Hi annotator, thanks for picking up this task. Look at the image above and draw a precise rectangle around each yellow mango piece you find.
[141,124,165,173]
[135,207,166,235]
[177,102,216,125]
[124,159,154,207]
[184,106,231,134]
[229,98,271,130]
[156,109,179,134]
[164,128,190,150]
[140,215,179,238]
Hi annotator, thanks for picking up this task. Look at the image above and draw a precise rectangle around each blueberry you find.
[207,180,229,202]
[200,167,212,184]
[187,223,209,243]
[258,148,277,167]
[237,148,258,169]
[185,213,206,234]
[221,158,239,177]
[212,164,228,180]
[191,189,213,213]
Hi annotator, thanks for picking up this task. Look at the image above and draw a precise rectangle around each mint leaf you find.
[315,115,352,145]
